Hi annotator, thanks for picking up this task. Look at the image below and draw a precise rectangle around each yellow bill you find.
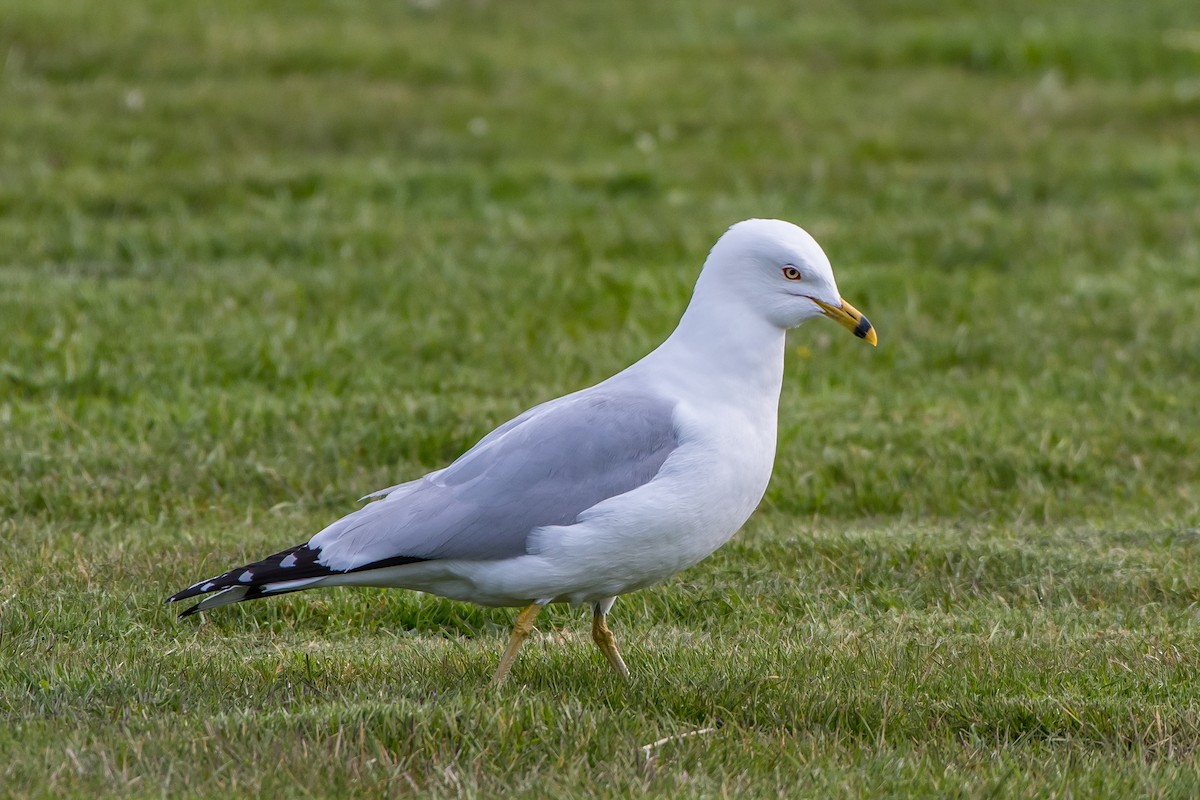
[811,297,878,346]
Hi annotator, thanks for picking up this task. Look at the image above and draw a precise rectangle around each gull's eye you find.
[781,266,802,281]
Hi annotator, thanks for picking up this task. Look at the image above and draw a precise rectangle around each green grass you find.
[3,0,1200,796]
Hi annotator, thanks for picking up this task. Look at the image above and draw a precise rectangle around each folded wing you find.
[311,388,680,569]
[167,388,679,614]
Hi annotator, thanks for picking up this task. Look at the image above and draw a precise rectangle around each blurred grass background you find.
[2,0,1199,797]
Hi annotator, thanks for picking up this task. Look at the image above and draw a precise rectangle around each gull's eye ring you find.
[781,266,802,281]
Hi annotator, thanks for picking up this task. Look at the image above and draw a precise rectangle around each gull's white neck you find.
[628,277,787,410]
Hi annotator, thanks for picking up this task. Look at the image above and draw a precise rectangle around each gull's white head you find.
[699,218,877,344]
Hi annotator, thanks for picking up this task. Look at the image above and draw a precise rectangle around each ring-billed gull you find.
[167,218,876,685]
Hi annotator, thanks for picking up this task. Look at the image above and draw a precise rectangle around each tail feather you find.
[176,580,323,618]
[177,586,250,617]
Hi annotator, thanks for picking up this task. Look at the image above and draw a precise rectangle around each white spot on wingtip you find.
[239,570,254,583]
[280,554,297,568]
[201,582,216,591]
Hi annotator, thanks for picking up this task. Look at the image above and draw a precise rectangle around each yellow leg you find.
[490,602,544,687]
[591,604,630,680]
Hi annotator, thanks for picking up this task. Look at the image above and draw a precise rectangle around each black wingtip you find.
[165,543,428,620]
[165,588,202,605]
[165,580,213,605]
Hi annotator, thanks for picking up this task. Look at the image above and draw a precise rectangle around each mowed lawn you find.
[2,0,1199,796]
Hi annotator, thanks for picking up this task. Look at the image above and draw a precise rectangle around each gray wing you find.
[308,389,679,571]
